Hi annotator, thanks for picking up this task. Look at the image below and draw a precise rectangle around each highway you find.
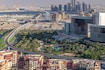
[2,14,78,60]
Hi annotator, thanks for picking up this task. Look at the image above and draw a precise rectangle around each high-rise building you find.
[71,0,76,8]
[54,5,58,11]
[71,0,77,13]
[64,22,71,34]
[67,3,71,13]
[76,2,81,13]
[58,4,62,12]
[51,5,58,12]
[88,4,91,12]
[64,4,68,12]
[71,0,74,8]
[73,0,76,8]
[82,2,87,12]
[51,4,54,11]
[50,0,92,14]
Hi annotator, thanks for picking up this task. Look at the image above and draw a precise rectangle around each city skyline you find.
[51,0,91,14]
[0,0,104,7]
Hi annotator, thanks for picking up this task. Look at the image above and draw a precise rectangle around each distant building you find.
[51,5,58,12]
[16,8,25,11]
[64,12,105,42]
[67,3,71,13]
[90,25,105,42]
[76,2,81,13]
[51,0,92,14]
[71,0,75,8]
[64,22,71,34]
[64,4,68,12]
[61,12,65,20]
[44,12,51,21]
[51,5,54,11]
[89,12,105,42]
[58,4,62,12]
[51,12,59,22]
[93,12,105,25]
[82,2,87,12]
[88,4,91,12]
[55,5,59,11]
[71,15,92,35]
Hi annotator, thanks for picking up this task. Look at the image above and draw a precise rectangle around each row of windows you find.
[93,28,105,33]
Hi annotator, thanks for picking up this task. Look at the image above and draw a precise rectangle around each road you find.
[3,14,105,67]
[2,14,77,60]
[4,23,78,60]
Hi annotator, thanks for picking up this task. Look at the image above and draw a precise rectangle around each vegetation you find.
[15,30,105,60]
[0,30,11,49]
[9,36,16,43]
[0,38,5,49]
[16,30,56,52]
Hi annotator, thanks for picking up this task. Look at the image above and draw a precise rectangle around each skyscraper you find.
[71,0,74,8]
[58,4,62,12]
[50,0,92,14]
[67,3,71,13]
[76,2,81,13]
[51,4,54,11]
[54,5,58,11]
[88,4,91,12]
[51,5,59,12]
[64,4,68,12]
[71,0,76,8]
[82,2,87,12]
[73,0,76,8]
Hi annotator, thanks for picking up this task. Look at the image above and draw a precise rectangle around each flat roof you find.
[90,25,105,28]
[72,16,92,19]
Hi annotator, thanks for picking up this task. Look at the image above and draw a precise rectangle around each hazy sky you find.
[0,0,104,7]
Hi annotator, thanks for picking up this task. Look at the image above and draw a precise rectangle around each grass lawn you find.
[0,38,5,49]
[0,30,11,49]
[9,36,15,43]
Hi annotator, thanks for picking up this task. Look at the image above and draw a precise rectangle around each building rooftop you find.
[72,15,92,19]
[90,25,105,28]
[0,50,17,55]
[25,54,44,60]
[0,60,4,63]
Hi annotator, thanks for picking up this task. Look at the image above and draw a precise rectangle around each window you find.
[101,28,105,33]
[75,19,85,25]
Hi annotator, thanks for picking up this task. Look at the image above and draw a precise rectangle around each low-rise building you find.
[23,54,44,70]
[43,59,72,70]
[0,50,18,70]
[72,59,101,70]
[0,60,8,70]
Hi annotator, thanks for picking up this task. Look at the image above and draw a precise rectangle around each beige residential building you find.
[23,54,44,70]
[0,50,18,70]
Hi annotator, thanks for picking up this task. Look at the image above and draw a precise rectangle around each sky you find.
[0,0,104,7]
